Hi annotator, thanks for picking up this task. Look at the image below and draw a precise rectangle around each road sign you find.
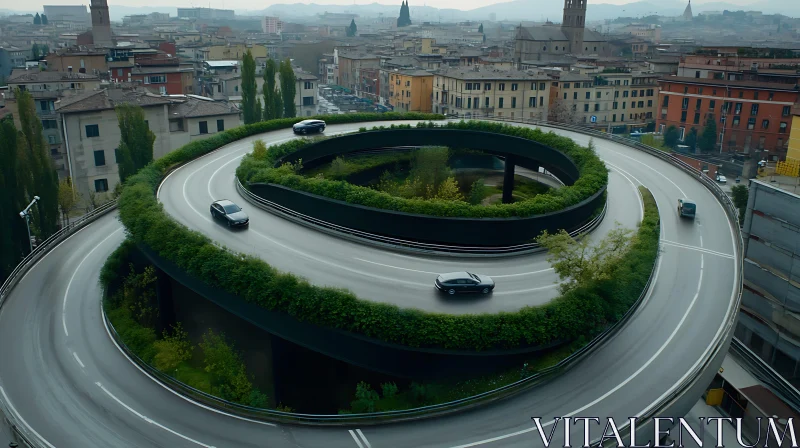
[590,115,597,123]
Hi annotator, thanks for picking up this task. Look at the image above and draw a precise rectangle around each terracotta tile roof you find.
[7,69,99,83]
[168,99,238,118]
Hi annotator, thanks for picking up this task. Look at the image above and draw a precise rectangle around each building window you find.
[539,82,545,90]
[485,97,490,107]
[564,93,568,100]
[304,81,313,89]
[695,99,702,109]
[199,121,208,134]
[94,150,105,166]
[613,102,618,109]
[594,104,600,111]
[94,178,109,192]
[303,97,314,106]
[679,127,685,140]
[632,90,638,98]
[709,100,716,110]
[682,98,689,109]
[563,83,571,88]
[662,96,669,107]
[498,98,504,108]
[498,83,505,91]
[585,92,590,100]
[528,97,536,107]
[768,92,774,101]
[85,124,100,138]
[783,106,791,116]
[511,97,516,108]
[511,83,518,91]
[145,75,167,84]
[647,100,653,107]
[584,104,589,112]
[747,118,755,130]
[753,92,759,100]
[780,122,788,133]
[738,91,743,98]
[733,116,740,127]
[596,92,601,99]
[693,113,700,125]
[484,83,491,90]
[217,119,225,132]
[762,119,770,129]
[680,111,687,122]
[573,92,578,100]
[734,103,742,115]
[751,104,759,115]
[467,98,472,108]
[42,119,58,129]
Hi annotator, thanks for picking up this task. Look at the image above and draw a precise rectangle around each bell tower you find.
[561,0,587,54]
[90,0,113,47]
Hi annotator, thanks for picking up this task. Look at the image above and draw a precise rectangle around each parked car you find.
[678,198,696,219]
[292,119,326,134]
[210,199,249,228]
[716,174,727,183]
[435,272,495,295]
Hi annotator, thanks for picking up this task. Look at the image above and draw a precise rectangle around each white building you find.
[55,86,241,200]
[262,16,283,35]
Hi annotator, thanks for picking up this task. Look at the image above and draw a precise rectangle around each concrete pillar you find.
[502,156,516,204]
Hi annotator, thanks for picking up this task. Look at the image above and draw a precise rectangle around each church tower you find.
[561,0,587,54]
[90,0,113,47]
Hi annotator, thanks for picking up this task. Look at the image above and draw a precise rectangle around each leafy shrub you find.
[153,323,193,371]
[117,114,658,351]
[237,120,608,218]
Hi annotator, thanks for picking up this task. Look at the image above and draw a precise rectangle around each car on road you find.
[292,119,326,134]
[210,199,249,228]
[678,198,696,219]
[435,272,495,295]
[716,174,727,183]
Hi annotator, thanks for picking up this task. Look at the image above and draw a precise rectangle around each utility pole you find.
[19,196,40,255]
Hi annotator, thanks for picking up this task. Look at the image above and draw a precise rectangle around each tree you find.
[731,184,748,226]
[41,14,48,25]
[0,117,32,280]
[57,177,78,228]
[279,59,297,118]
[31,44,40,60]
[468,179,487,205]
[115,103,156,183]
[536,225,636,293]
[548,99,577,124]
[397,0,412,27]
[34,13,41,25]
[153,323,193,372]
[262,58,281,120]
[478,23,484,33]
[254,97,262,122]
[698,116,718,153]
[435,177,464,201]
[663,125,680,148]
[350,382,379,413]
[346,19,358,37]
[16,88,59,237]
[241,50,258,124]
[199,330,253,404]
[684,127,698,151]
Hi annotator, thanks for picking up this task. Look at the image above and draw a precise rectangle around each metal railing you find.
[447,115,744,446]
[730,337,800,413]
[236,178,607,257]
[0,199,118,447]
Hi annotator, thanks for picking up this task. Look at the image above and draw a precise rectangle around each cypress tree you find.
[241,50,258,124]
[262,58,281,120]
[0,117,31,277]
[34,13,41,25]
[279,59,296,118]
[115,103,156,183]
[15,89,58,237]
[41,14,48,25]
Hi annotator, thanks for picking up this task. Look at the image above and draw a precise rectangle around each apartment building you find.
[388,69,433,113]
[5,69,101,179]
[432,67,550,120]
[678,51,800,83]
[203,66,317,116]
[262,17,283,35]
[775,106,800,177]
[554,70,659,127]
[44,49,108,74]
[55,86,240,200]
[292,69,319,116]
[737,179,800,387]
[335,51,381,93]
[657,77,799,158]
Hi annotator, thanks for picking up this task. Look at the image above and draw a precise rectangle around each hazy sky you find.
[13,0,758,14]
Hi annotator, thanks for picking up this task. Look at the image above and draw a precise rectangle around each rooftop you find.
[132,66,194,74]
[7,69,99,83]
[395,69,433,77]
[168,97,238,118]
[435,67,549,80]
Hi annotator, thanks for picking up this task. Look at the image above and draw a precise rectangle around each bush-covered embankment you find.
[236,120,608,218]
[118,114,657,351]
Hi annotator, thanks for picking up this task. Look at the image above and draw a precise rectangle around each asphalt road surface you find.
[0,120,739,448]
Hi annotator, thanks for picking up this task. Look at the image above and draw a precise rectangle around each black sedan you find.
[210,199,249,228]
[292,119,326,134]
[435,272,495,295]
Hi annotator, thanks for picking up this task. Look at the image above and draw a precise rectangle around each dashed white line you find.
[63,228,123,336]
[353,257,554,279]
[0,386,57,448]
[448,253,706,448]
[96,382,216,447]
[660,240,734,259]
[72,352,85,369]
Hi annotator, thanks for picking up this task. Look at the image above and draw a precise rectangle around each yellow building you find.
[205,44,268,61]
[389,69,433,113]
[776,114,800,177]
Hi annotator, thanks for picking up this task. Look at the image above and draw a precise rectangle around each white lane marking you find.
[603,145,688,198]
[447,254,706,448]
[606,163,644,222]
[95,382,216,447]
[353,257,553,279]
[72,352,85,369]
[15,220,94,288]
[101,302,277,427]
[660,240,734,259]
[0,386,57,448]
[63,228,123,336]
[356,429,372,448]
[208,153,246,201]
[349,429,366,448]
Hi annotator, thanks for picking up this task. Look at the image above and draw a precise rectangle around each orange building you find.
[657,77,799,159]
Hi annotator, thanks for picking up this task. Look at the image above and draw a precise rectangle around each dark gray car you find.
[210,199,249,228]
[292,119,326,134]
[435,272,495,295]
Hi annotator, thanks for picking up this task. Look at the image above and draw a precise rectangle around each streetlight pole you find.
[19,195,40,255]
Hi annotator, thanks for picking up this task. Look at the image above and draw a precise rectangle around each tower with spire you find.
[397,1,412,27]
[683,0,693,21]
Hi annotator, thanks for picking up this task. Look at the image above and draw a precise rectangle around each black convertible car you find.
[292,119,326,134]
[435,272,495,295]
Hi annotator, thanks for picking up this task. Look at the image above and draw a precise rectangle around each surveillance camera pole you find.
[19,195,40,255]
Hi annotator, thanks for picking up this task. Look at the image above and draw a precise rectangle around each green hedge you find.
[235,120,608,218]
[117,115,658,351]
